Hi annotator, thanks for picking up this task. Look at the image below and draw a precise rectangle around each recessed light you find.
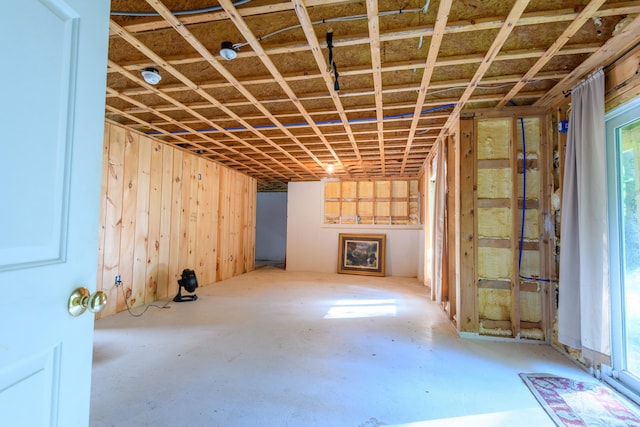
[141,67,161,85]
[220,41,237,60]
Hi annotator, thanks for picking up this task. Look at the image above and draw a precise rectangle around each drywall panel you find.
[256,192,287,262]
[287,181,419,277]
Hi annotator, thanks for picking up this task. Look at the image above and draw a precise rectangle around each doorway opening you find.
[255,191,288,269]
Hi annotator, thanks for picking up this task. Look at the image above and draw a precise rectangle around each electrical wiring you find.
[119,283,172,317]
[517,116,556,284]
[232,7,428,50]
[424,81,545,97]
[110,0,252,16]
[146,103,456,136]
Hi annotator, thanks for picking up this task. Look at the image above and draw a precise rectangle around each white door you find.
[0,1,110,426]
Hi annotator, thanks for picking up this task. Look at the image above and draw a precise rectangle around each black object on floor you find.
[174,269,198,302]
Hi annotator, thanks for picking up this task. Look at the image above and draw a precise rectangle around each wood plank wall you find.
[96,122,256,317]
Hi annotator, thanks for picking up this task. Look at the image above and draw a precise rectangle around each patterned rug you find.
[520,373,640,426]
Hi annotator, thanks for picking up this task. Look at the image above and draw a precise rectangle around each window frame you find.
[605,96,640,399]
[323,179,420,227]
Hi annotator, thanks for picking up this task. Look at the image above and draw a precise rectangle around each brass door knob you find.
[68,287,107,317]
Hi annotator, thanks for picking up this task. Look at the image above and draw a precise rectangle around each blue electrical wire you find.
[517,116,554,283]
[146,103,457,136]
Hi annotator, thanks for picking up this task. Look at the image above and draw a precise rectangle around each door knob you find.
[68,287,107,317]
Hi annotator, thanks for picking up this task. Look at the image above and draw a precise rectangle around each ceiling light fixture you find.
[141,67,161,85]
[220,41,237,60]
[327,163,334,173]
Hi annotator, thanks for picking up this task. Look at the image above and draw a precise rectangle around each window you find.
[323,179,419,225]
[607,97,640,397]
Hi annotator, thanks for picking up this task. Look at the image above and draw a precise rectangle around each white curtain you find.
[430,141,446,303]
[558,68,610,357]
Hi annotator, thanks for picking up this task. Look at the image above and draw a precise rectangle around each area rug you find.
[520,373,640,426]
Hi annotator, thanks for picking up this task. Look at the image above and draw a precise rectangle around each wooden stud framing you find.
[400,0,453,175]
[510,117,521,338]
[322,179,418,225]
[496,0,608,109]
[456,117,477,332]
[535,13,640,108]
[291,0,363,169]
[365,0,386,175]
[109,20,317,179]
[540,113,556,340]
[446,133,456,319]
[436,0,531,143]
[217,0,345,171]
[105,1,640,187]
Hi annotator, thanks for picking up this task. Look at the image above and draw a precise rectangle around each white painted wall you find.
[256,192,287,262]
[417,229,425,281]
[286,181,421,277]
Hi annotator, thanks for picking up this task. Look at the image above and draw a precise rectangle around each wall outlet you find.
[115,275,122,286]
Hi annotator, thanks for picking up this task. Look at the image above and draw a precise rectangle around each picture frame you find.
[337,233,386,276]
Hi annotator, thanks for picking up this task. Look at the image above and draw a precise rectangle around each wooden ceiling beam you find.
[111,0,359,35]
[109,42,599,81]
[143,0,328,176]
[535,13,640,107]
[400,0,452,176]
[104,1,640,184]
[111,3,640,59]
[433,0,531,151]
[365,0,386,175]
[107,46,305,179]
[109,43,595,106]
[112,16,318,180]
[291,0,364,169]
[111,76,545,119]
[104,103,279,182]
[105,82,291,181]
[116,89,546,131]
[217,0,346,176]
[496,0,608,109]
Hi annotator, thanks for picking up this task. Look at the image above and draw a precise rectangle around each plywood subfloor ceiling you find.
[107,0,640,190]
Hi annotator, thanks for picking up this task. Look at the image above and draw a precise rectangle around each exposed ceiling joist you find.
[105,0,640,189]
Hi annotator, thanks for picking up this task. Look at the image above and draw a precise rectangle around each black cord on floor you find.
[119,284,171,317]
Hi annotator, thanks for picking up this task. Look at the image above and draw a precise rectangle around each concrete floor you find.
[90,268,594,427]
